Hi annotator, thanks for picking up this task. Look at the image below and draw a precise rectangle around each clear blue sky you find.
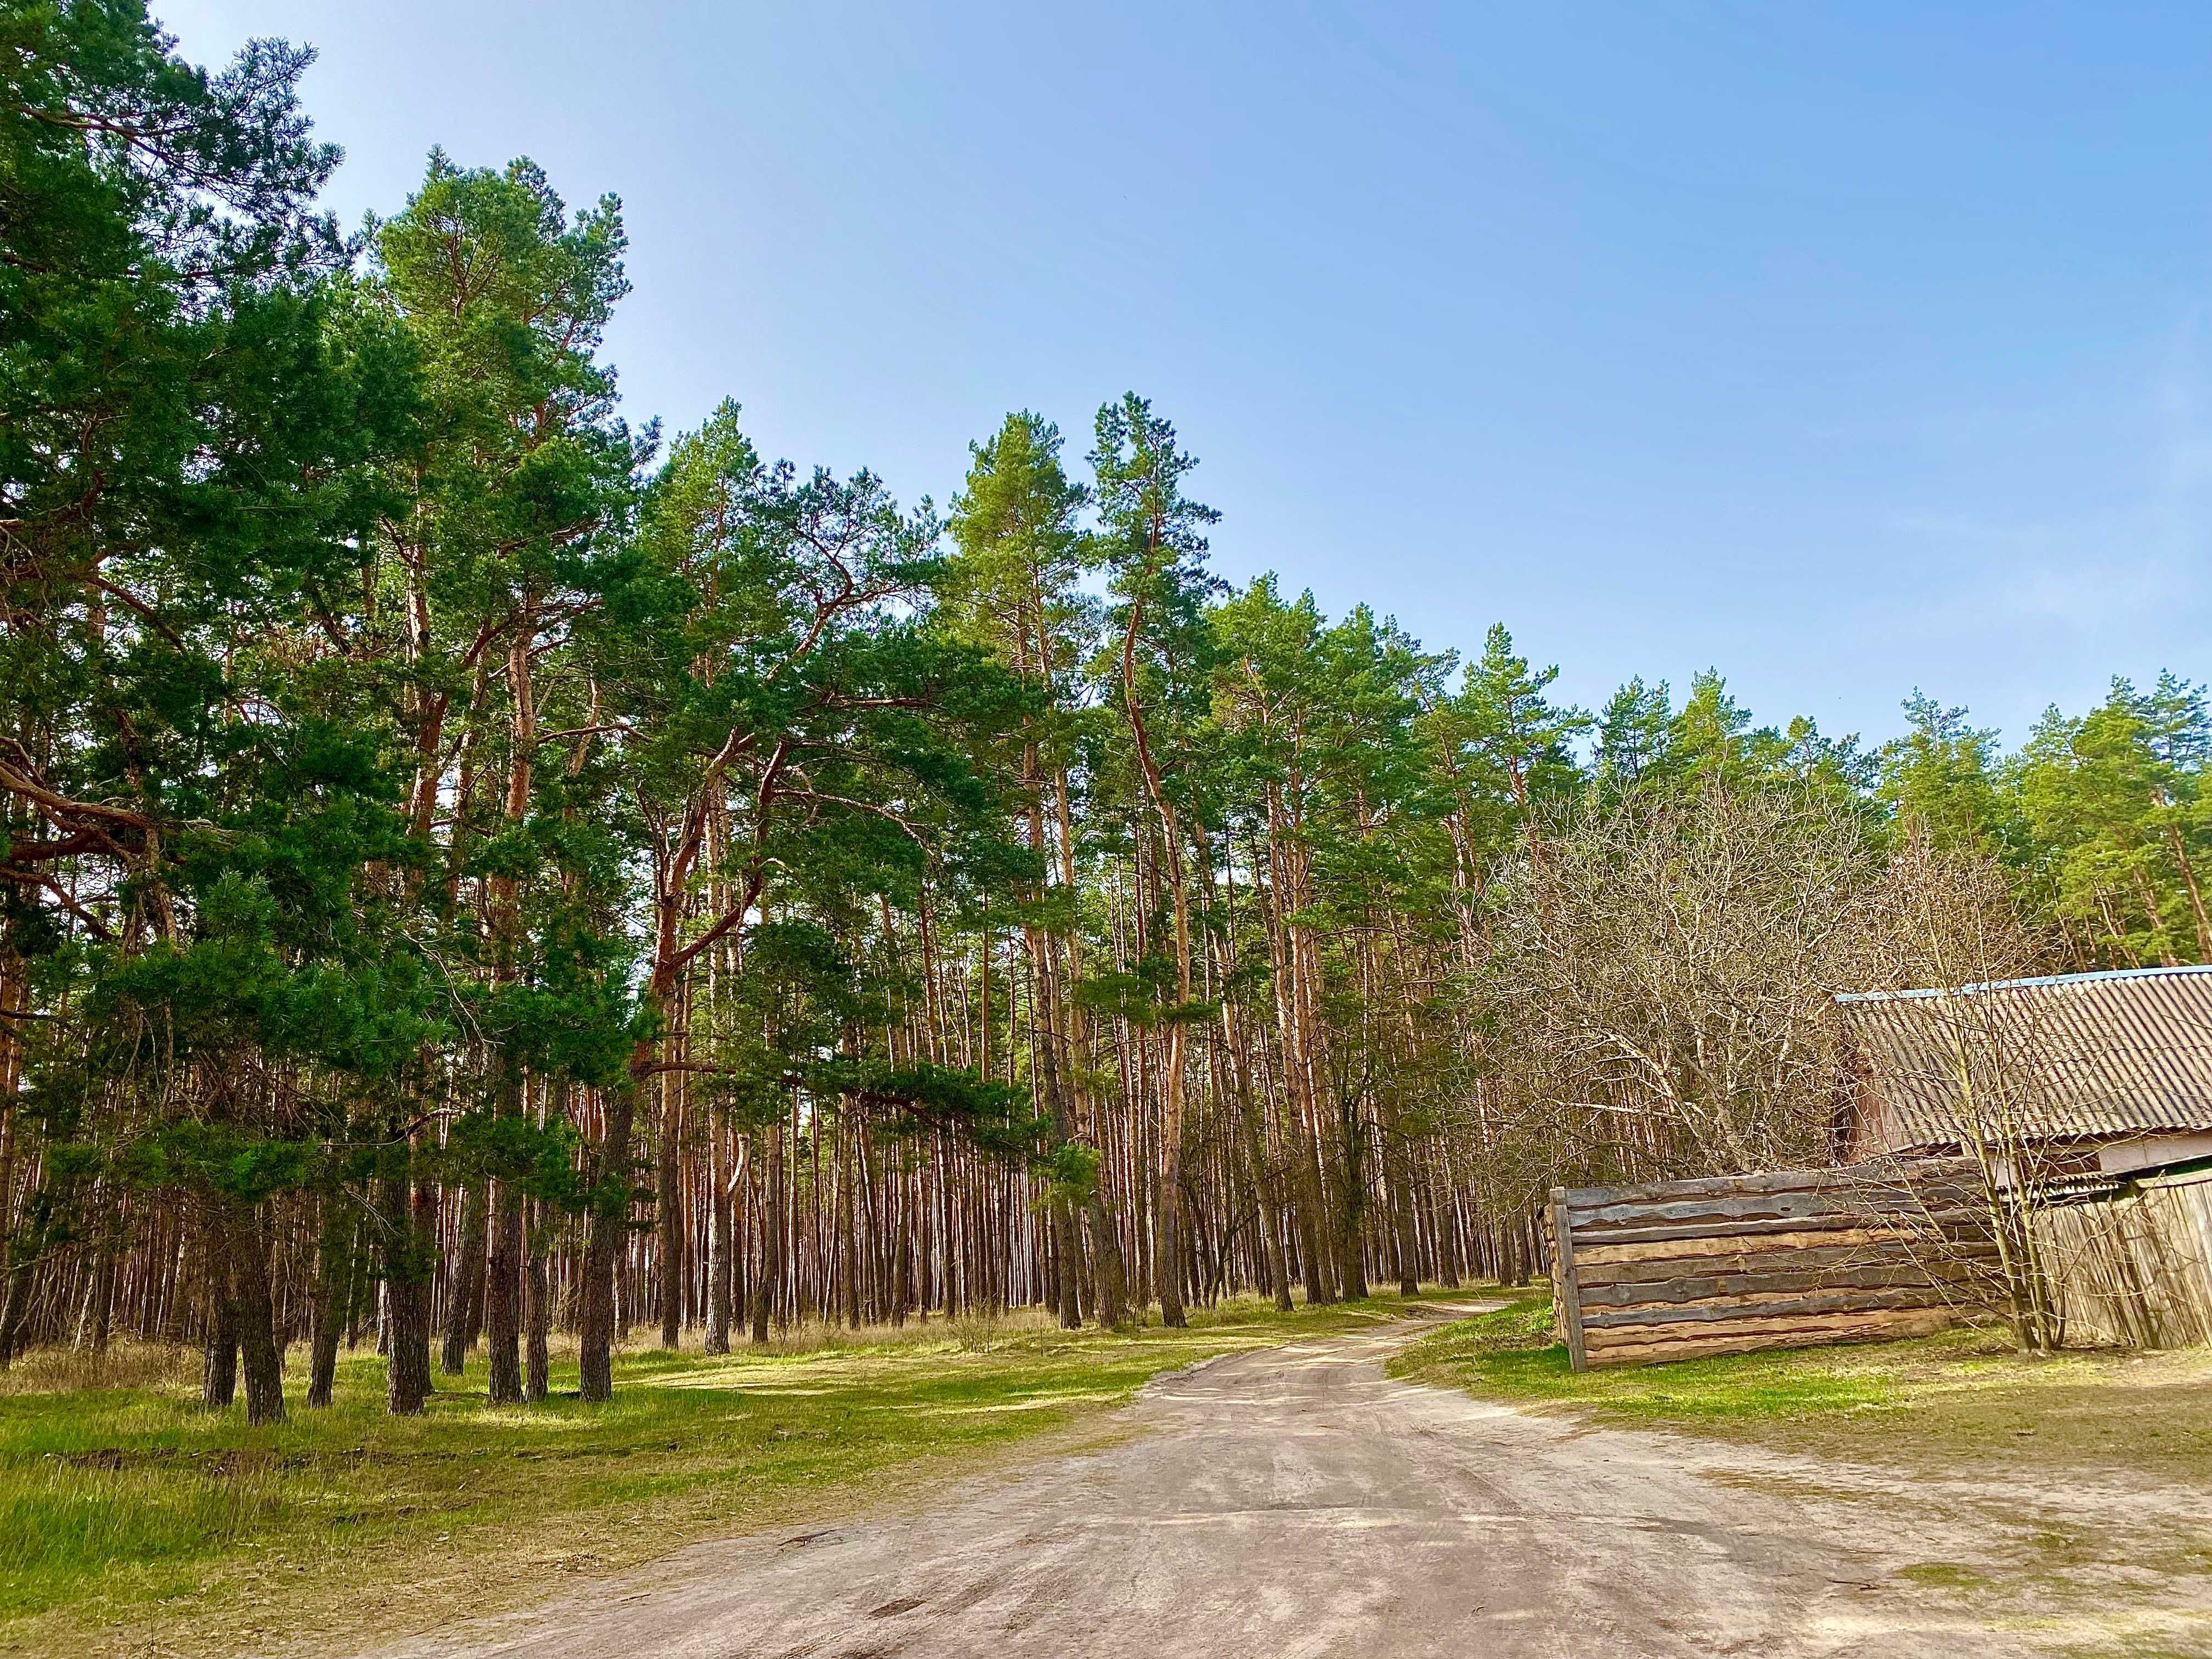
[163,2,2212,750]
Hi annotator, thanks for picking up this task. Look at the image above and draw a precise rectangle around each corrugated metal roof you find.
[1837,966,2212,1153]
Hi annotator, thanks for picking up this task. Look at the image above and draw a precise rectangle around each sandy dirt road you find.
[371,1310,2206,1659]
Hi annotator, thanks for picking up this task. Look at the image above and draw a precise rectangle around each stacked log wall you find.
[1549,1165,1988,1370]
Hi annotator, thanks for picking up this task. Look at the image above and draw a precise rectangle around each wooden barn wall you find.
[1548,1166,1988,1370]
[2035,1172,2212,1351]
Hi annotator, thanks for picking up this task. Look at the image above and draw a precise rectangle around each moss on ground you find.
[0,1291,1474,1658]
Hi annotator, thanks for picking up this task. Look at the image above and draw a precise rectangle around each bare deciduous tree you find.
[1476,786,1887,1193]
[1860,830,2067,1351]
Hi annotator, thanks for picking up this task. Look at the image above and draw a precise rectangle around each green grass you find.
[1897,1562,1993,1590]
[0,1292,1468,1658]
[1390,1293,2212,1479]
[1386,1295,1895,1421]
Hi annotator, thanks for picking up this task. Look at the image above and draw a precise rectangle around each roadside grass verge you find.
[1389,1294,2212,1481]
[0,1290,1472,1658]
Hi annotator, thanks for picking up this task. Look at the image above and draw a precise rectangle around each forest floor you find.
[362,1297,2211,1659]
[0,1293,1469,1659]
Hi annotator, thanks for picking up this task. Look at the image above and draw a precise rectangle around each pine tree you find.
[1090,395,1220,1327]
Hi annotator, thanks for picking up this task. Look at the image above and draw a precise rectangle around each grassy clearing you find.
[1389,1294,2212,1481]
[0,1291,1468,1659]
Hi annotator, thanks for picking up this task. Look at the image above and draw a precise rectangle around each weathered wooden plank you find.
[1583,1322,1947,1365]
[1566,1186,1982,1221]
[1578,1265,1962,1309]
[1575,1205,1986,1248]
[1573,1239,1995,1290]
[1580,1304,1950,1348]
[1561,1159,1980,1211]
[1582,1309,1953,1367]
[1570,1225,1923,1268]
[1592,1286,1968,1322]
[1570,1186,1976,1232]
[1561,1169,1858,1208]
[1581,1286,1955,1330]
[1572,1193,1859,1229]
[1581,1302,1948,1345]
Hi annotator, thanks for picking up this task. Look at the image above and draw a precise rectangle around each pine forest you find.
[8,4,2212,1425]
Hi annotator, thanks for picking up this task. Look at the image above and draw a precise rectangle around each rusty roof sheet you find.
[1836,966,2212,1151]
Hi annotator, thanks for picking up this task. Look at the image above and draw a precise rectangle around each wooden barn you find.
[1833,964,2212,1181]
[1833,965,2212,1349]
[1549,967,2212,1368]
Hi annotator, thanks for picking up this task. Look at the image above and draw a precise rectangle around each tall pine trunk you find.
[751,1121,782,1344]
[657,1066,683,1349]
[441,1181,488,1374]
[486,1169,524,1403]
[381,1155,433,1415]
[704,1156,732,1355]
[307,1194,351,1408]
[200,1206,239,1410]
[579,1084,637,1402]
[228,1203,286,1425]
[523,1218,550,1403]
